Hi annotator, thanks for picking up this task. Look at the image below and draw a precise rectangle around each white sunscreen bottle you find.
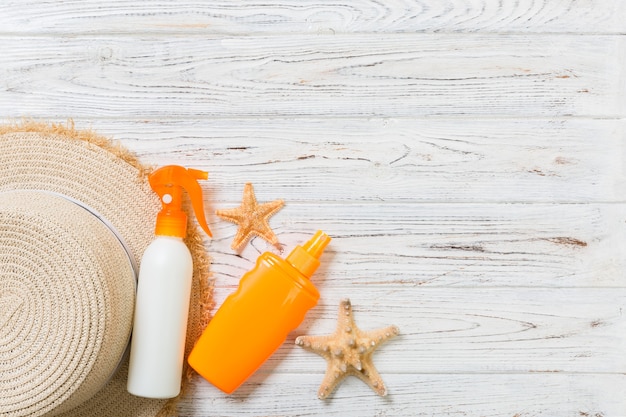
[127,165,212,399]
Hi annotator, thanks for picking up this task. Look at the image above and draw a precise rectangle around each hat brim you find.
[0,121,212,417]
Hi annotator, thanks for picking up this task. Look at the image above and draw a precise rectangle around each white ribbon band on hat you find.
[27,189,140,277]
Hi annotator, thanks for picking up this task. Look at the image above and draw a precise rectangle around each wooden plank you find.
[77,118,626,203]
[179,373,626,416]
[2,1,625,416]
[0,35,623,118]
[200,287,626,374]
[200,202,626,288]
[2,1,625,34]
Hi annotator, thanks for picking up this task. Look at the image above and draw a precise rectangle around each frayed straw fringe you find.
[0,119,153,178]
[1,119,213,417]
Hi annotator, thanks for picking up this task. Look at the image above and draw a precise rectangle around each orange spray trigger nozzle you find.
[148,165,212,238]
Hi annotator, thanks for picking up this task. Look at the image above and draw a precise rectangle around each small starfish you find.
[216,182,284,251]
[295,298,399,399]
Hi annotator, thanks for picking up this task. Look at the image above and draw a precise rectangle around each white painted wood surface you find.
[1,1,625,416]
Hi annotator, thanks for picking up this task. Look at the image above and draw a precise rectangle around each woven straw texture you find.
[0,123,212,417]
[0,191,136,416]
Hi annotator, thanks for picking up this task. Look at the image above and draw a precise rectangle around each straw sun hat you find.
[0,122,211,417]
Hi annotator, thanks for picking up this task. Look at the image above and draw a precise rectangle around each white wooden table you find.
[2,1,626,416]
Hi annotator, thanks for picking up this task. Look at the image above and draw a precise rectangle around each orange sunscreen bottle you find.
[188,230,331,394]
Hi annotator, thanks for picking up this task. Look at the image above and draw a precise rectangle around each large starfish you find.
[295,298,399,399]
[216,183,284,251]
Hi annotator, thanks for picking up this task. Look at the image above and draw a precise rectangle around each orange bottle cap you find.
[286,230,331,278]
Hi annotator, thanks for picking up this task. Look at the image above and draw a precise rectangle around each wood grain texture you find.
[180,373,626,417]
[202,202,626,289]
[79,118,626,203]
[2,0,625,34]
[200,287,626,374]
[1,1,624,416]
[0,34,624,118]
